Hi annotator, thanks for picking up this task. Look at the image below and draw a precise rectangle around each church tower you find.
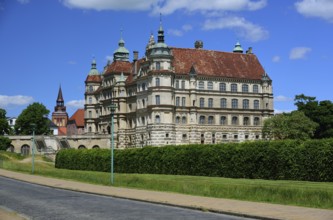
[52,85,68,135]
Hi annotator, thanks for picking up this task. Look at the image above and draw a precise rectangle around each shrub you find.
[55,139,333,182]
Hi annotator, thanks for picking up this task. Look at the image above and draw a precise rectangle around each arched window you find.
[176,80,180,89]
[182,116,186,124]
[219,83,226,92]
[198,81,204,90]
[199,116,205,124]
[155,78,160,86]
[156,62,161,70]
[242,84,249,93]
[181,80,185,89]
[208,98,213,108]
[92,145,100,149]
[155,115,160,123]
[207,81,213,90]
[220,98,227,108]
[232,116,238,125]
[243,99,249,109]
[232,99,238,109]
[21,145,30,156]
[231,84,237,92]
[220,116,227,125]
[88,126,92,132]
[254,117,260,126]
[175,116,180,124]
[253,85,259,93]
[200,98,205,107]
[7,145,14,153]
[243,117,250,125]
[254,100,260,109]
[208,116,214,124]
[89,97,92,104]
[78,145,86,149]
[141,117,145,125]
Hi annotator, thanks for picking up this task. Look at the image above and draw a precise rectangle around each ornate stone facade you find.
[84,23,273,148]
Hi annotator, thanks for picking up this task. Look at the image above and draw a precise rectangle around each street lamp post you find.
[31,123,36,174]
[109,103,117,185]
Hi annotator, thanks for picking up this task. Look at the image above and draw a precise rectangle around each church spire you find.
[57,85,64,104]
[55,85,66,112]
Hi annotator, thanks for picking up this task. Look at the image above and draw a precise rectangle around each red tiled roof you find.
[85,75,102,83]
[69,109,85,127]
[171,48,265,80]
[104,61,132,75]
[58,127,67,136]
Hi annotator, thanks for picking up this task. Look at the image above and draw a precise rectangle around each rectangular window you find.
[253,85,259,93]
[208,98,213,108]
[198,81,204,90]
[232,99,238,109]
[156,95,160,105]
[181,80,185,89]
[231,84,238,92]
[254,100,259,109]
[176,97,180,106]
[182,97,186,106]
[219,83,226,92]
[207,81,213,90]
[176,80,180,89]
[220,98,227,108]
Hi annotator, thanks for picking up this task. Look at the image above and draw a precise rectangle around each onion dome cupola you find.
[233,41,243,53]
[88,57,99,75]
[113,32,130,62]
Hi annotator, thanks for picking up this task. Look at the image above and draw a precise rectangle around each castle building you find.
[84,22,273,148]
[52,85,68,135]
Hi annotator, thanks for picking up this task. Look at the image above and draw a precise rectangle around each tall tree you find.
[0,108,11,135]
[295,94,333,139]
[14,103,50,135]
[0,136,11,151]
[263,111,318,140]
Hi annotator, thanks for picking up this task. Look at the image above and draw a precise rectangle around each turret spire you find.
[158,13,165,43]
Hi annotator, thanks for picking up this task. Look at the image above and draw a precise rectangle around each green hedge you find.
[55,139,333,182]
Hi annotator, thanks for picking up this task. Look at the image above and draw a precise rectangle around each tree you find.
[0,136,11,151]
[0,108,11,135]
[295,94,333,139]
[263,111,318,140]
[14,103,50,135]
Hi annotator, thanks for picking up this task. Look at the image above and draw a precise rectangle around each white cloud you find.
[17,0,30,4]
[272,55,280,62]
[66,100,85,109]
[274,95,293,102]
[67,60,77,65]
[295,0,333,23]
[289,47,312,60]
[60,0,157,11]
[168,24,193,37]
[274,109,293,114]
[60,0,267,14]
[0,95,34,107]
[153,0,267,15]
[203,16,269,42]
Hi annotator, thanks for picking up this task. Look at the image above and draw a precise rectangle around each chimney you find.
[194,40,203,49]
[133,51,139,61]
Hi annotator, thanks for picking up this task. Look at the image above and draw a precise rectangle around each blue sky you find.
[0,0,333,118]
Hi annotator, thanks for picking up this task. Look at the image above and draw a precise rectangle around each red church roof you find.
[69,109,85,127]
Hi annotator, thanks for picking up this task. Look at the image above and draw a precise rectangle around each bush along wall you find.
[55,139,333,182]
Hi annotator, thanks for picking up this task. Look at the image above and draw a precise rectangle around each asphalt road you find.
[0,176,257,220]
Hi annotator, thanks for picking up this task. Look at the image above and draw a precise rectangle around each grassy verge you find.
[1,151,333,210]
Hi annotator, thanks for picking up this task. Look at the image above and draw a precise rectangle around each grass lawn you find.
[1,151,333,210]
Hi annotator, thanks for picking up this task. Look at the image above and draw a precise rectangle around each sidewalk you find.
[1,169,333,220]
